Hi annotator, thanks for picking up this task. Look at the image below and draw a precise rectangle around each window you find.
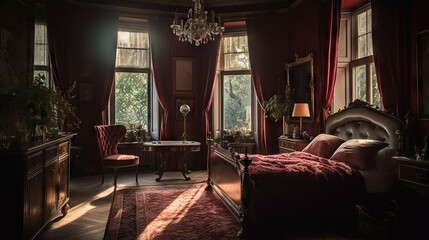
[34,21,51,87]
[333,4,380,111]
[351,5,380,107]
[213,32,255,138]
[110,26,150,131]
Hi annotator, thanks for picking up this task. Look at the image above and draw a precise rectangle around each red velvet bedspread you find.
[246,151,367,232]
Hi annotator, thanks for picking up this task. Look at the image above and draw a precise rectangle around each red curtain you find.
[92,14,118,124]
[372,0,409,117]
[48,1,118,174]
[247,15,277,154]
[317,0,341,128]
[47,2,118,125]
[47,0,78,94]
[149,17,173,140]
[195,38,221,169]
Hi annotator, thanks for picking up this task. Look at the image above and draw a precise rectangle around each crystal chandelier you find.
[171,0,224,46]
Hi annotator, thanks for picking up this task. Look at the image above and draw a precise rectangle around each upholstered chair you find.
[94,125,139,188]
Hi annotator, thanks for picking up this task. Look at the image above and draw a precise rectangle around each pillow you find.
[330,139,389,170]
[371,147,397,171]
[302,133,345,158]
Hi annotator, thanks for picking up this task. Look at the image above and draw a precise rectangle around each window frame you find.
[34,20,52,88]
[350,4,380,106]
[213,30,256,138]
[109,23,152,132]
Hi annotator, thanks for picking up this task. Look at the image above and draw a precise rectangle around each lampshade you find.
[292,103,310,118]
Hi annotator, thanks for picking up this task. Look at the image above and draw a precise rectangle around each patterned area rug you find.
[104,183,240,240]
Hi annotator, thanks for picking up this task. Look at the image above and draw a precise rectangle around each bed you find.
[205,99,405,237]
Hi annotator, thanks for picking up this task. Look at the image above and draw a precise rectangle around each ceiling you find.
[73,0,368,17]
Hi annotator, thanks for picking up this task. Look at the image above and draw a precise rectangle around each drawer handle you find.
[416,173,428,182]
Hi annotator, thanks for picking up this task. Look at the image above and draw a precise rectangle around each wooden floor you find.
[36,168,208,240]
[36,168,368,240]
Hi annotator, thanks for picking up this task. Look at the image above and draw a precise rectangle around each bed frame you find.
[205,99,405,237]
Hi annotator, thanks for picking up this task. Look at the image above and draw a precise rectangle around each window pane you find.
[357,35,367,58]
[355,65,367,101]
[357,12,367,36]
[370,63,380,107]
[115,72,148,130]
[117,31,149,48]
[223,36,250,71]
[367,9,372,31]
[223,75,252,132]
[116,31,149,68]
[34,23,48,66]
[368,32,373,55]
[116,49,149,68]
[33,70,49,87]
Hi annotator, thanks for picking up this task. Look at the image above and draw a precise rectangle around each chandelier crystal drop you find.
[171,0,224,46]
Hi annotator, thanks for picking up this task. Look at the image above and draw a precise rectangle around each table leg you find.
[155,153,165,182]
[180,152,191,181]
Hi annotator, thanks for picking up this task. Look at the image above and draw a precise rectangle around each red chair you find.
[94,125,139,188]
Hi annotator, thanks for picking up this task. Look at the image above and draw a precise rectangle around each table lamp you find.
[292,103,310,138]
[180,104,191,143]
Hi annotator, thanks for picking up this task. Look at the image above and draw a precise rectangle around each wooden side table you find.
[278,136,310,153]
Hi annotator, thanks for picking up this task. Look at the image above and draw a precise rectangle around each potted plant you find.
[52,81,81,132]
[264,85,294,137]
[264,85,294,122]
[0,74,80,148]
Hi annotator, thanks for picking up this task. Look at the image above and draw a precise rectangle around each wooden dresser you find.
[278,136,310,153]
[0,133,75,240]
[393,155,429,239]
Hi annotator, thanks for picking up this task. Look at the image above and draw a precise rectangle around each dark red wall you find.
[409,1,429,149]
[73,0,429,173]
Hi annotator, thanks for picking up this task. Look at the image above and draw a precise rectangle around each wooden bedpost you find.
[237,149,252,238]
[205,132,213,191]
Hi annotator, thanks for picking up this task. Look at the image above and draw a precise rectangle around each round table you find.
[143,141,201,181]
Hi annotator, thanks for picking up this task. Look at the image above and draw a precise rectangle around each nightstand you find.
[394,155,429,198]
[393,155,429,239]
[278,136,310,153]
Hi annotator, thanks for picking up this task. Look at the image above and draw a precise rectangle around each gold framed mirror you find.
[285,53,314,122]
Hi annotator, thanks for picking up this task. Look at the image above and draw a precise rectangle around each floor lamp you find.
[180,104,191,143]
[292,103,310,139]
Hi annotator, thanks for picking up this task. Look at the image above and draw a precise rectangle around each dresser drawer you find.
[27,151,43,172]
[45,145,58,162]
[280,140,296,149]
[398,164,429,188]
[278,137,310,153]
[58,141,69,157]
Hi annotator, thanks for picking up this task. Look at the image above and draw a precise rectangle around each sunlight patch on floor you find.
[140,186,204,238]
[48,186,114,229]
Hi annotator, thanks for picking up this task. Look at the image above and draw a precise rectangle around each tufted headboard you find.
[325,100,405,154]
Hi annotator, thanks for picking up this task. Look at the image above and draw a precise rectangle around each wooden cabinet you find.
[26,151,44,239]
[0,134,75,239]
[278,136,310,153]
[393,156,429,239]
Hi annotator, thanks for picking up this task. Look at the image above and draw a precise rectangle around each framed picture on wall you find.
[176,98,194,120]
[417,29,429,119]
[174,57,194,93]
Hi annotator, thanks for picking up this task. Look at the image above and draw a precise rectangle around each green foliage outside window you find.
[115,72,148,130]
[223,75,251,132]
